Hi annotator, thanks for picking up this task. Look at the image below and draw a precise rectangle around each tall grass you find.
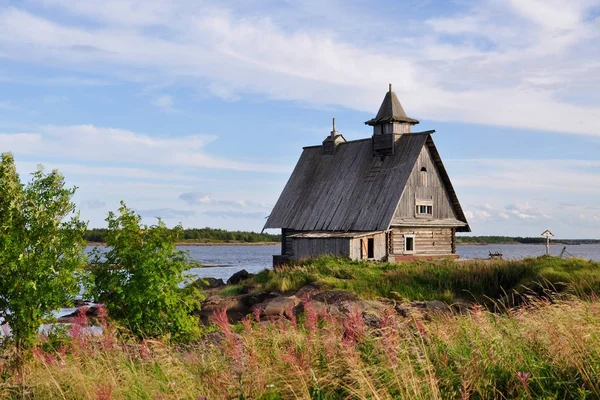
[2,296,600,399]
[250,256,600,303]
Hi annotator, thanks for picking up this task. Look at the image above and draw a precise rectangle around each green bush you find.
[0,153,86,349]
[86,202,202,342]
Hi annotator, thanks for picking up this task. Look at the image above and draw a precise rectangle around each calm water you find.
[176,243,600,281]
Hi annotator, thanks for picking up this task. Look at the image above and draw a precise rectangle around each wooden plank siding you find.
[292,238,351,260]
[392,144,457,222]
[281,229,303,257]
[349,232,387,260]
[391,228,454,255]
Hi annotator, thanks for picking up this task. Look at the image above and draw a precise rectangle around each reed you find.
[2,295,600,399]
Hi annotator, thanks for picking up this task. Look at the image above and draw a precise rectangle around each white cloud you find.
[0,1,598,135]
[178,192,271,209]
[136,208,195,220]
[201,210,267,220]
[0,124,288,173]
[449,158,600,194]
[151,94,177,113]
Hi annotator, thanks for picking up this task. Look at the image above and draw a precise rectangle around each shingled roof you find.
[264,131,470,232]
[365,86,419,126]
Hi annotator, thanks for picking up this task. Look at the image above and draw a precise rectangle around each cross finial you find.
[389,83,392,93]
[331,117,337,137]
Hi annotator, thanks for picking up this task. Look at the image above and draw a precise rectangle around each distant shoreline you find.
[87,241,280,247]
[456,241,600,246]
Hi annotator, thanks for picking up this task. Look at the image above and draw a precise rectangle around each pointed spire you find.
[365,84,419,126]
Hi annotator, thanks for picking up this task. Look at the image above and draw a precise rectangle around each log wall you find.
[390,228,454,256]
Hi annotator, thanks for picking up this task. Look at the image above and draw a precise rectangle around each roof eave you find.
[365,117,420,126]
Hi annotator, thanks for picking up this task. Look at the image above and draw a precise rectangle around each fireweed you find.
[1,297,600,398]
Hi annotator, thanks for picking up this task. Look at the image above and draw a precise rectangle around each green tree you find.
[86,202,202,341]
[0,153,86,348]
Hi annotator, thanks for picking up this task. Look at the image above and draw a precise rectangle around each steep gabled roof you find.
[365,89,419,126]
[264,133,429,232]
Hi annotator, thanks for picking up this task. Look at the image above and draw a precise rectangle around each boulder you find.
[197,295,253,324]
[192,277,226,289]
[227,269,254,285]
[312,290,359,305]
[293,283,321,298]
[239,291,279,308]
[259,296,302,317]
[56,306,100,323]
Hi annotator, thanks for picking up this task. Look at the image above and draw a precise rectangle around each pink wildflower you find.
[210,308,232,337]
[96,385,112,400]
[414,318,428,340]
[517,371,530,384]
[343,306,366,344]
[139,340,151,361]
[252,306,262,322]
[95,384,113,400]
[302,295,318,334]
[284,305,297,329]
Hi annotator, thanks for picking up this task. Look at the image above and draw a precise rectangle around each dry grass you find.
[2,295,600,399]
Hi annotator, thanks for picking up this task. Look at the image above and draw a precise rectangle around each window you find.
[420,167,427,186]
[404,235,415,253]
[416,204,433,215]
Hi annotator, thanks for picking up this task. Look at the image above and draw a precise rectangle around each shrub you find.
[86,202,202,341]
[0,153,86,349]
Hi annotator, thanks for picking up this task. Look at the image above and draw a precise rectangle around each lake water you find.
[175,243,600,281]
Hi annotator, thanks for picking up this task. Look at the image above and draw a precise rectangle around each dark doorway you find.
[367,238,374,259]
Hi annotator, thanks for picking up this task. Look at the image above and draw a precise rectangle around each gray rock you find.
[56,306,100,323]
[260,296,302,317]
[192,277,226,289]
[227,269,254,285]
[197,295,251,324]
[239,291,279,308]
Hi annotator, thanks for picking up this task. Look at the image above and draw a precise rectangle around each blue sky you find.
[0,0,599,238]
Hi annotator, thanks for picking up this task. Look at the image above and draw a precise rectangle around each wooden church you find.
[264,85,470,265]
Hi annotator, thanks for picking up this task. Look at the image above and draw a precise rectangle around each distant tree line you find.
[84,227,281,243]
[457,236,600,245]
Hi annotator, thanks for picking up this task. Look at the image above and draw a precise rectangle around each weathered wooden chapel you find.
[264,85,470,265]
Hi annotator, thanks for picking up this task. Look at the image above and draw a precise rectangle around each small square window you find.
[416,204,433,215]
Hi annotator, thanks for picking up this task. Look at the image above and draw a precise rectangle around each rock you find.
[227,269,254,285]
[197,295,252,324]
[56,306,101,323]
[394,300,452,320]
[239,291,279,308]
[259,296,302,317]
[312,290,359,305]
[293,283,321,299]
[239,285,255,295]
[191,277,225,289]
[425,300,452,314]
